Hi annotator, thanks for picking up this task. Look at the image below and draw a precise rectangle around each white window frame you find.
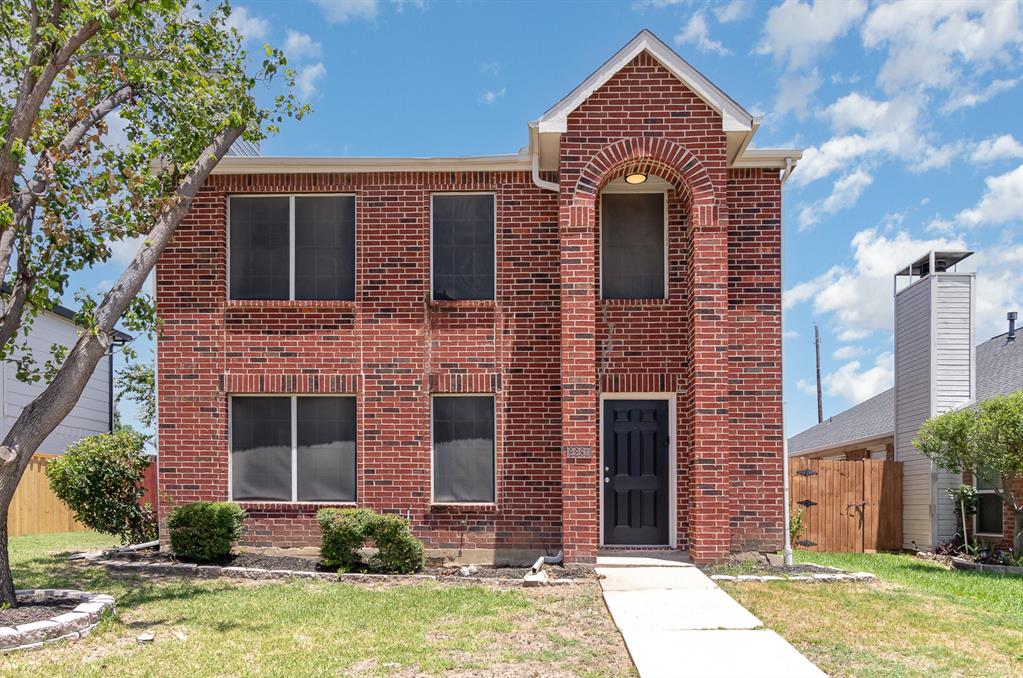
[598,189,669,301]
[973,473,1004,538]
[227,193,357,301]
[429,393,497,505]
[227,393,357,504]
[429,192,497,302]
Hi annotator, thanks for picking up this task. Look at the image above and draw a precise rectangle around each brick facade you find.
[157,49,785,564]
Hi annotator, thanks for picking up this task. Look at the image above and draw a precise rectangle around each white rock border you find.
[0,589,114,652]
[88,558,584,587]
[710,571,876,583]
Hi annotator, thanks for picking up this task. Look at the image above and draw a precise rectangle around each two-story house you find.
[156,31,801,564]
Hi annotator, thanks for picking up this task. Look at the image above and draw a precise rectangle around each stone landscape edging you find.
[709,571,876,583]
[89,558,583,587]
[1,589,114,652]
[950,557,1023,576]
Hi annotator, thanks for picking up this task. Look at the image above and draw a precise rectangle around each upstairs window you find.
[601,192,666,300]
[432,395,495,503]
[431,194,495,301]
[229,195,355,301]
[231,396,357,503]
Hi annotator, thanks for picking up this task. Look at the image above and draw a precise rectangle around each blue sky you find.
[78,0,1022,437]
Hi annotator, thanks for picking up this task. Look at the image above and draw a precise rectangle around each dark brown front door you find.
[603,399,670,546]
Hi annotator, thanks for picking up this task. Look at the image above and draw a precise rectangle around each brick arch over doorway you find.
[558,136,731,564]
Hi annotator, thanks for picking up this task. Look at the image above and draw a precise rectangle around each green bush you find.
[317,508,425,574]
[46,429,156,544]
[167,502,246,562]
[317,508,376,571]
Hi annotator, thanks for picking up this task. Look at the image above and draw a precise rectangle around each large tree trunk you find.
[0,125,242,606]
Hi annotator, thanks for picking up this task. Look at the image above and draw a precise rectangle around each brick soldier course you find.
[156,31,800,564]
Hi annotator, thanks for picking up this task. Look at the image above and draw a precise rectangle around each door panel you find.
[603,399,670,545]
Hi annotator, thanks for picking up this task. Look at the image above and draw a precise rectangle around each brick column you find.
[560,200,599,563]
[687,201,731,564]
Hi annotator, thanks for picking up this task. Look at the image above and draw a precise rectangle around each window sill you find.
[235,501,358,511]
[429,502,498,513]
[973,532,1005,538]
[226,299,357,311]
[600,297,671,307]
[428,299,496,310]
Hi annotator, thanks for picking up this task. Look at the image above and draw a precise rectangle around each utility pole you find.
[814,323,823,424]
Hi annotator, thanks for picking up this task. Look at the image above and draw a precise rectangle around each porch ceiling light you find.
[625,171,648,185]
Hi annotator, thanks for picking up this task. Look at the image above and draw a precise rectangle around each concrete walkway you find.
[597,555,826,678]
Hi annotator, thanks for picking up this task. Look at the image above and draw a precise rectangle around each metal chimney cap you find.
[894,250,974,278]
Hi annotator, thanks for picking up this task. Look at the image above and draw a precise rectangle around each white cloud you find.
[941,78,1018,113]
[784,329,800,340]
[675,12,730,55]
[284,30,322,61]
[955,164,1023,228]
[773,70,821,120]
[785,227,966,339]
[821,351,895,404]
[109,236,142,266]
[797,168,873,230]
[972,245,1023,340]
[714,0,752,23]
[480,61,500,76]
[794,93,955,185]
[757,0,867,69]
[970,134,1023,165]
[862,0,1023,94]
[297,62,327,98]
[480,87,506,105]
[313,0,378,23]
[833,345,865,360]
[225,6,269,41]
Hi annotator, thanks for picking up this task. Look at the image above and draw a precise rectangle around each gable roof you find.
[536,30,754,135]
[790,332,1023,456]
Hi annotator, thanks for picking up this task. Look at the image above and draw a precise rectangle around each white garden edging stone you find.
[0,590,114,652]
[710,571,876,583]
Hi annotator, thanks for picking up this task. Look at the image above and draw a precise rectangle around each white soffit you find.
[535,30,754,135]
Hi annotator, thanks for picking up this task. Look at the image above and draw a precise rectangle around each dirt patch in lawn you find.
[0,597,79,626]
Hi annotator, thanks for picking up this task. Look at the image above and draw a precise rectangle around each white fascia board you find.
[211,154,532,175]
[536,30,754,136]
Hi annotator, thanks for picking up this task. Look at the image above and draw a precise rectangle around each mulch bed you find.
[0,598,78,626]
[101,549,595,580]
[700,560,837,577]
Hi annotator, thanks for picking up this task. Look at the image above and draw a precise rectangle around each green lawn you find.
[1,532,633,677]
[721,551,1023,677]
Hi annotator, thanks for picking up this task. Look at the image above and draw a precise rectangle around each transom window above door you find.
[229,195,356,301]
[601,191,666,300]
[431,194,496,301]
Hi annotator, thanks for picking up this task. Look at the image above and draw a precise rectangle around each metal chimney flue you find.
[1010,311,1018,341]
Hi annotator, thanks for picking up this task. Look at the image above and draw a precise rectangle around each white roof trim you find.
[536,30,754,135]
[732,148,804,169]
[211,154,531,175]
[789,432,894,458]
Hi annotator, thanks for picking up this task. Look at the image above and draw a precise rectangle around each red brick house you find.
[156,31,801,565]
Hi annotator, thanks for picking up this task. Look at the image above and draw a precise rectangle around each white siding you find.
[0,312,111,454]
[895,277,934,550]
[932,274,973,543]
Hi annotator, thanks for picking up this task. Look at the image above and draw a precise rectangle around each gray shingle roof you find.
[789,332,1023,455]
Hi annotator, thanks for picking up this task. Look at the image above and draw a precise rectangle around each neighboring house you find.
[156,31,801,564]
[790,251,1022,551]
[0,296,131,454]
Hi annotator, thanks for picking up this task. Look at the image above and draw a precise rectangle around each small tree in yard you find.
[47,428,155,544]
[0,0,305,606]
[915,391,1023,552]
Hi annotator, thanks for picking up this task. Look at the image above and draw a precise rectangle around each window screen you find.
[231,397,292,501]
[977,494,1003,534]
[295,196,355,300]
[229,197,290,300]
[432,396,495,503]
[432,194,495,301]
[601,193,665,299]
[297,397,357,502]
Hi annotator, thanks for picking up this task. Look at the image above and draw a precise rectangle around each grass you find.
[1,532,633,677]
[721,551,1023,677]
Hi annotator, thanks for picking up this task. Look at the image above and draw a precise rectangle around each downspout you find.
[529,123,559,193]
[781,153,795,566]
[108,344,115,433]
[780,156,796,185]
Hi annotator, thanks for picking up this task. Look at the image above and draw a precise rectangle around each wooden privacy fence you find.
[7,453,159,538]
[790,458,903,553]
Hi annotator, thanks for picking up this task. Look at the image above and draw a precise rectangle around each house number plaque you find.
[565,445,593,459]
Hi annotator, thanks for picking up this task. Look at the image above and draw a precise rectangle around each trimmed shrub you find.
[46,429,156,544]
[317,508,376,571]
[316,508,425,574]
[167,502,246,562]
[369,513,425,574]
